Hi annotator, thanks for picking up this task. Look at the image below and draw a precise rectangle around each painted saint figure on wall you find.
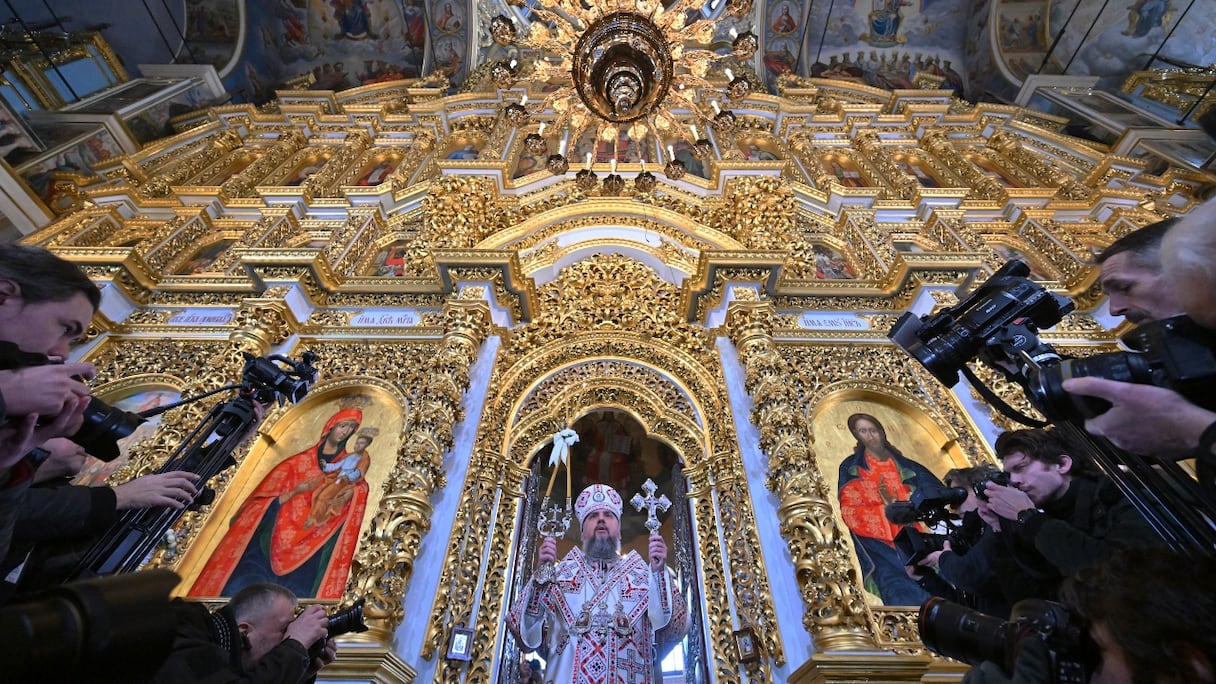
[837,412,943,605]
[190,403,370,599]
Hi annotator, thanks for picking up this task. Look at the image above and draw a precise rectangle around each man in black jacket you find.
[149,582,336,683]
[977,428,1161,610]
[0,438,198,601]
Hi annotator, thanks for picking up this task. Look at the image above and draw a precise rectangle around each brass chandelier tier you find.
[490,0,757,185]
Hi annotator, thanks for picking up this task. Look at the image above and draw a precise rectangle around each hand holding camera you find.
[1061,376,1216,457]
[0,363,95,418]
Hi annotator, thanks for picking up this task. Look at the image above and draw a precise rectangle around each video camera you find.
[887,480,990,565]
[919,596,1092,684]
[888,258,1216,552]
[887,260,1216,425]
[0,340,145,462]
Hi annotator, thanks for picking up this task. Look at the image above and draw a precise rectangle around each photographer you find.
[1063,199,1216,481]
[0,438,199,602]
[913,464,1010,617]
[1094,217,1182,327]
[0,243,100,561]
[977,429,1159,610]
[148,582,338,683]
[961,547,1216,684]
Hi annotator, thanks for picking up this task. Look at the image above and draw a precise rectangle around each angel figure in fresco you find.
[189,401,371,599]
[837,412,944,605]
[1124,0,1168,38]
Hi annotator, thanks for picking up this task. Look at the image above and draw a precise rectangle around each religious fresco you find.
[444,137,485,160]
[19,126,123,216]
[811,244,858,279]
[801,0,969,97]
[739,137,781,161]
[894,154,946,187]
[208,0,430,103]
[184,0,242,75]
[812,396,966,606]
[369,242,409,275]
[185,393,400,599]
[821,154,869,188]
[180,240,235,275]
[665,138,707,179]
[280,153,332,185]
[73,387,181,486]
[349,155,399,186]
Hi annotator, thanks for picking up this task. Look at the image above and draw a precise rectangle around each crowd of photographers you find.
[0,244,338,682]
[4,191,1216,682]
[897,201,1216,683]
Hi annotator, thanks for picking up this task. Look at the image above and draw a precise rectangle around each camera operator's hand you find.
[1062,377,1216,457]
[0,395,90,469]
[918,541,952,571]
[981,482,1035,523]
[0,363,94,418]
[284,604,329,650]
[307,638,337,675]
[113,471,200,510]
[32,437,88,482]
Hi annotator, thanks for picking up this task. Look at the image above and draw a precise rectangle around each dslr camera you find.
[919,596,1092,684]
[0,340,144,462]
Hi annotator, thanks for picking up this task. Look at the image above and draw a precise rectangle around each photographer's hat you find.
[575,484,622,525]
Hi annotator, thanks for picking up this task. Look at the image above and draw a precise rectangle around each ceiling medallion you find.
[490,0,756,190]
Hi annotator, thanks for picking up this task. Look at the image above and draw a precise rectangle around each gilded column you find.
[220,129,308,199]
[348,298,492,638]
[140,130,244,198]
[921,130,1004,200]
[725,301,877,650]
[987,131,1093,201]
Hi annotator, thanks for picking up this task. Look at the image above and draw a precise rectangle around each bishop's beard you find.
[584,536,619,561]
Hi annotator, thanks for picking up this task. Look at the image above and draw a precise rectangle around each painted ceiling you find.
[12,0,1216,107]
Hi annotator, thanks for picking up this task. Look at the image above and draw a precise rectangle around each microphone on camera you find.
[884,500,920,525]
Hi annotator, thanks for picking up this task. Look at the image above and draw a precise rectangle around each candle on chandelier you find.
[585,152,593,169]
[521,92,528,106]
[538,122,546,135]
[725,68,734,81]
[611,158,617,173]
[711,100,721,114]
[667,144,675,161]
[690,125,700,140]
[559,137,568,155]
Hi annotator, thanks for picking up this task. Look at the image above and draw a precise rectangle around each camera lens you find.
[1026,352,1153,422]
[918,597,1011,668]
[71,397,147,462]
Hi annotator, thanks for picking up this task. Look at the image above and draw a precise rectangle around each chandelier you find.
[489,0,757,189]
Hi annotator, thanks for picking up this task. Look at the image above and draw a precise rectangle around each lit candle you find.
[690,125,699,140]
[509,59,518,69]
[725,68,734,81]
[641,159,647,172]
[667,144,675,161]
[538,122,546,135]
[585,152,593,169]
[521,92,528,106]
[611,158,617,173]
[711,100,721,114]
[559,137,568,154]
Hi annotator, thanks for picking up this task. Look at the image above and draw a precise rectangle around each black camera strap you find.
[960,364,1050,428]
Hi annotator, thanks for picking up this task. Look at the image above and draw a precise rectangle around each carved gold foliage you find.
[712,177,798,250]
[421,175,501,249]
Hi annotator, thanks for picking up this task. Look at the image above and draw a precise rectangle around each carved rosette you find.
[725,301,878,649]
